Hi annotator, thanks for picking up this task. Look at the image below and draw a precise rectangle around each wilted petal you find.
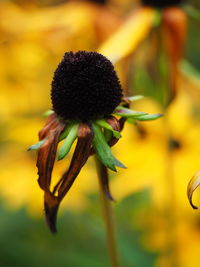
[96,162,114,201]
[57,123,93,200]
[187,171,200,209]
[44,191,60,233]
[38,113,59,140]
[106,116,121,148]
[37,116,65,191]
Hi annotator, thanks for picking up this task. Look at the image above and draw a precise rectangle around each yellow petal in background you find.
[187,171,200,209]
[98,7,156,64]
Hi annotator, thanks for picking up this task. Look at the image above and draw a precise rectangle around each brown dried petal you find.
[38,113,59,140]
[44,123,93,233]
[97,161,114,201]
[106,116,121,148]
[57,123,93,200]
[37,116,65,191]
[44,191,60,233]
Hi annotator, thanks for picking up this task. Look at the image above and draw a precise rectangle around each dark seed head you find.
[51,51,123,121]
[142,0,182,8]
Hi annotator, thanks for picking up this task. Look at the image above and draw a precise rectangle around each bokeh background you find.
[0,0,200,266]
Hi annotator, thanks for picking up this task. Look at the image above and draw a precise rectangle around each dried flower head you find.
[51,51,122,121]
[29,51,162,233]
[142,0,182,8]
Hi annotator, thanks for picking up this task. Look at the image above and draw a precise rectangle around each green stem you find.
[95,157,121,267]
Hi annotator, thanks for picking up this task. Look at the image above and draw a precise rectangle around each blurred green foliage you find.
[0,190,158,267]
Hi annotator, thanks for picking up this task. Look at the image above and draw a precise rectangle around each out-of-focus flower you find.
[99,0,187,104]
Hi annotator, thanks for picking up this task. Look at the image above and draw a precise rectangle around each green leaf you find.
[43,110,54,117]
[92,123,125,172]
[57,123,78,161]
[135,113,163,121]
[114,106,147,118]
[126,95,144,102]
[95,119,121,139]
[28,139,47,151]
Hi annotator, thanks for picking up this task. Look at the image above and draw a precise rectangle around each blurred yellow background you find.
[1,0,200,267]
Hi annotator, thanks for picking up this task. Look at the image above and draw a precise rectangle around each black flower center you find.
[142,0,182,8]
[51,51,123,121]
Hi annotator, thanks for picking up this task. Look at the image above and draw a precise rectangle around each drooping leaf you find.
[57,123,78,161]
[187,171,200,209]
[92,123,124,172]
[95,119,121,139]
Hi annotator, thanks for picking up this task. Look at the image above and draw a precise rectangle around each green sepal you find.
[28,139,47,151]
[126,95,144,102]
[59,122,74,141]
[104,129,113,143]
[113,157,127,169]
[92,123,125,172]
[57,123,78,161]
[135,113,163,121]
[114,106,147,118]
[95,119,121,139]
[43,110,54,117]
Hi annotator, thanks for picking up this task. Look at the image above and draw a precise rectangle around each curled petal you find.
[119,117,126,132]
[37,116,65,191]
[44,123,93,232]
[106,116,121,147]
[57,123,93,200]
[44,191,60,233]
[38,113,59,140]
[96,160,114,201]
[187,171,200,209]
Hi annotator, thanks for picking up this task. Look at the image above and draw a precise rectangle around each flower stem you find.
[95,157,121,267]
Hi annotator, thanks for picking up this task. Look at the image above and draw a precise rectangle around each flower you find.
[51,51,122,121]
[29,51,161,233]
